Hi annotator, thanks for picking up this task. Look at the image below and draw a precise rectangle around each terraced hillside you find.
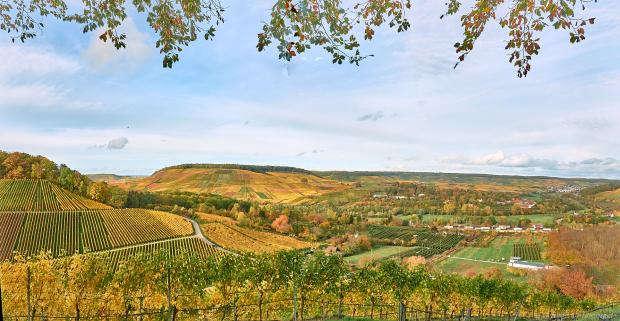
[201,222,312,253]
[0,209,194,260]
[0,179,111,211]
[108,165,348,203]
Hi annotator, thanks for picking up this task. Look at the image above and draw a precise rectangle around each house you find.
[542,228,552,232]
[512,198,537,209]
[508,258,550,270]
[603,212,615,218]
[444,225,454,229]
[531,223,543,230]
[512,227,523,232]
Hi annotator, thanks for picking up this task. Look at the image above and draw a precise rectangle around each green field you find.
[575,304,620,321]
[344,246,412,265]
[434,235,545,281]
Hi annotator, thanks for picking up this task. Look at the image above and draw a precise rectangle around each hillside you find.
[106,165,348,203]
[0,209,194,260]
[0,179,112,211]
[317,171,613,193]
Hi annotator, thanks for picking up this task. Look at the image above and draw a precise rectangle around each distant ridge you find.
[159,164,320,177]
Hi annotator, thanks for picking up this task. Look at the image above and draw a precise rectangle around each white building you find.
[508,258,550,270]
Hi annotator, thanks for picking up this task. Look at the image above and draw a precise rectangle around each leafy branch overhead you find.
[0,0,598,76]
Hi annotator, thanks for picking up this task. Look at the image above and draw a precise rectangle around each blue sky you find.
[1,1,620,178]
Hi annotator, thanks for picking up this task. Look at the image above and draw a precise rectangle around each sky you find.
[1,1,620,178]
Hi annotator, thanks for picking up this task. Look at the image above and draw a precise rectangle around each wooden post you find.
[167,266,173,321]
[27,266,31,321]
[139,297,144,321]
[399,302,406,321]
[293,284,298,321]
[338,287,343,319]
[0,273,3,321]
[512,305,520,321]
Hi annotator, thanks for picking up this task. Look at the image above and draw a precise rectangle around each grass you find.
[576,304,620,321]
[344,246,412,265]
[434,235,545,282]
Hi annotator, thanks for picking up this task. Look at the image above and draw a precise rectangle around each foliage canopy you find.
[0,0,598,75]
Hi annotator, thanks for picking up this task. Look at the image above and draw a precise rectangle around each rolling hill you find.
[316,171,613,193]
[104,164,349,203]
[0,179,197,260]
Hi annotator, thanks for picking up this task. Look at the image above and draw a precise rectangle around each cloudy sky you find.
[1,1,619,178]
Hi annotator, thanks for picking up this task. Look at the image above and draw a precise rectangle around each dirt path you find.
[446,255,507,265]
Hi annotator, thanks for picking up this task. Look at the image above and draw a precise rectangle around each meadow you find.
[435,235,546,280]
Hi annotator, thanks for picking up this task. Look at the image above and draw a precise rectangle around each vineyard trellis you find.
[0,209,195,260]
[0,251,600,321]
[366,225,464,257]
[0,180,111,212]
[513,243,542,261]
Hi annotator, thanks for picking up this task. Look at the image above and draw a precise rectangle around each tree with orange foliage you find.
[271,214,292,233]
[538,268,594,300]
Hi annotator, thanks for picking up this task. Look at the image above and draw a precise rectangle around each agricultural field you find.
[107,166,348,203]
[0,179,111,211]
[200,222,312,253]
[434,235,546,281]
[513,243,542,261]
[100,237,222,270]
[366,225,464,251]
[344,246,412,265]
[0,209,194,260]
[197,212,237,224]
[380,213,558,226]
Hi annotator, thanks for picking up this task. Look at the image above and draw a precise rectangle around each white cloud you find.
[470,151,505,165]
[439,151,620,177]
[82,18,152,69]
[0,45,80,79]
[107,137,129,150]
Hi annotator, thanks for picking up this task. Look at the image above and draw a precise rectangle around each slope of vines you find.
[101,237,222,270]
[0,209,195,259]
[0,179,111,211]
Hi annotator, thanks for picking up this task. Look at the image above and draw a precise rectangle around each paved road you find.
[187,217,238,256]
[97,216,236,256]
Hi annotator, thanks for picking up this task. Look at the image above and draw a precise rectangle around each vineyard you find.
[0,179,111,211]
[366,225,464,251]
[201,222,312,254]
[99,237,222,270]
[513,242,542,261]
[0,209,195,260]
